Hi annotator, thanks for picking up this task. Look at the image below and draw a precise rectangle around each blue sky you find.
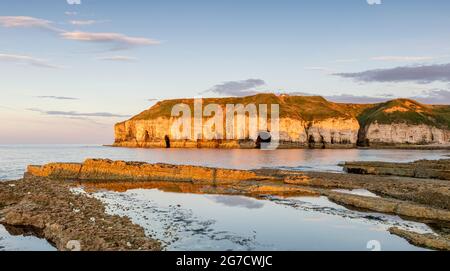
[1,0,450,143]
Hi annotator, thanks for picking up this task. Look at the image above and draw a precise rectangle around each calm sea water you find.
[94,189,430,251]
[0,225,55,251]
[0,144,448,180]
[0,145,447,251]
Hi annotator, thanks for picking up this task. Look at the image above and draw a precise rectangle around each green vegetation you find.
[129,94,450,129]
[132,94,355,122]
[358,99,450,129]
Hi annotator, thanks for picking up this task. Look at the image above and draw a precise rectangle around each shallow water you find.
[332,189,380,198]
[0,144,446,251]
[0,144,448,180]
[0,225,56,251]
[93,188,430,251]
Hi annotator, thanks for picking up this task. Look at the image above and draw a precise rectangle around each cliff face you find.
[114,94,450,149]
[362,123,449,145]
[306,118,359,146]
[357,99,450,146]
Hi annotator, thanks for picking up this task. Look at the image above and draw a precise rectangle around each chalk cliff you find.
[113,94,450,149]
[357,99,450,146]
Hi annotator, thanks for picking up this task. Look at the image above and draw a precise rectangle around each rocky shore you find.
[343,159,450,180]
[0,177,161,251]
[2,158,450,251]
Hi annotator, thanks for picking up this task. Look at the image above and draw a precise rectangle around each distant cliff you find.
[113,94,450,149]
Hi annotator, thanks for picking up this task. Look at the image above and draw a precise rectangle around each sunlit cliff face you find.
[113,96,450,148]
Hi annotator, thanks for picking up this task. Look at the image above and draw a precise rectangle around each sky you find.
[1,0,450,144]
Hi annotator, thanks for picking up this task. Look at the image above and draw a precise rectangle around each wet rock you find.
[389,227,450,251]
[26,163,82,180]
[325,191,450,222]
[283,175,311,185]
[16,158,450,250]
[248,184,318,196]
[343,159,450,180]
[0,178,161,251]
[300,171,450,211]
[26,159,279,185]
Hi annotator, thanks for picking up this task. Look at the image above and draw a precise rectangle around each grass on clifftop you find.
[358,99,450,129]
[127,94,450,129]
[131,94,358,122]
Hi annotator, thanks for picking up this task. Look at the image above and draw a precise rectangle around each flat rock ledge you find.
[389,227,450,251]
[25,159,450,222]
[343,159,450,180]
[0,177,161,251]
[26,158,278,185]
[324,191,450,222]
[11,158,450,251]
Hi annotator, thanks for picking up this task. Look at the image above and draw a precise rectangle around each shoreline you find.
[2,158,450,251]
[0,177,161,251]
[107,143,450,150]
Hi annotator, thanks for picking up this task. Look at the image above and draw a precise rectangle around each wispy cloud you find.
[325,94,394,104]
[0,105,16,111]
[304,67,334,73]
[280,91,394,104]
[35,96,79,100]
[208,195,264,209]
[28,108,131,118]
[0,53,62,69]
[334,59,359,63]
[61,31,161,50]
[334,63,450,83]
[367,0,382,5]
[96,55,138,62]
[69,20,97,26]
[325,89,450,105]
[203,79,266,96]
[65,11,78,16]
[0,16,62,32]
[411,89,450,104]
[1,16,159,51]
[62,116,106,125]
[67,0,82,5]
[370,56,437,62]
[288,90,450,105]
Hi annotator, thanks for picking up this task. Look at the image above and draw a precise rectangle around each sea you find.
[0,145,448,251]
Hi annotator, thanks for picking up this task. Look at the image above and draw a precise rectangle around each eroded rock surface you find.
[15,158,450,250]
[27,159,278,184]
[363,123,449,145]
[343,159,450,180]
[113,94,450,149]
[389,227,450,251]
[0,177,161,251]
[26,159,450,218]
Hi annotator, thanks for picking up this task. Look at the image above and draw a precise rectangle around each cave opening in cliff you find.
[357,128,369,147]
[256,131,271,149]
[320,135,326,149]
[308,135,315,148]
[144,131,150,142]
[164,135,171,148]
